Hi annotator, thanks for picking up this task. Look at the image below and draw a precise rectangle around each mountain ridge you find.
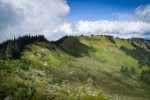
[0,35,150,100]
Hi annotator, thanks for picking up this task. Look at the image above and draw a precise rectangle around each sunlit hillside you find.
[0,35,150,100]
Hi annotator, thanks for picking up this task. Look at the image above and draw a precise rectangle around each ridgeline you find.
[0,35,150,100]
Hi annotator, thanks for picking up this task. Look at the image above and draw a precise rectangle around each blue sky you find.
[67,0,150,21]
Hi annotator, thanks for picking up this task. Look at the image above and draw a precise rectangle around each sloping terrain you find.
[0,35,150,100]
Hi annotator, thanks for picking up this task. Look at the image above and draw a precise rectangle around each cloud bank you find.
[0,0,69,42]
[56,4,150,39]
[56,20,150,39]
[0,0,150,42]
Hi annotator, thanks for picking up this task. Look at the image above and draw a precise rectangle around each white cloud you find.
[0,0,70,42]
[53,23,73,35]
[135,5,150,22]
[55,4,150,39]
[0,1,150,42]
[77,20,150,34]
[56,20,150,38]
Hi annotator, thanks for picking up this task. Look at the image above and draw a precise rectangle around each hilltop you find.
[0,35,150,100]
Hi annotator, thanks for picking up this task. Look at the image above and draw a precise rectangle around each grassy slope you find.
[0,36,150,99]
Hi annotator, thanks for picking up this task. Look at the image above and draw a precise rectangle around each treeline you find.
[120,42,150,67]
[120,41,150,84]
[105,35,116,43]
[0,35,47,59]
[121,66,136,76]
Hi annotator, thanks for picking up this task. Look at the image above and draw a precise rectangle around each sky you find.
[67,0,150,21]
[0,0,150,42]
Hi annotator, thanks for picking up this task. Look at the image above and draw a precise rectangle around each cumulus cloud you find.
[0,1,22,32]
[0,0,69,42]
[0,1,150,42]
[56,20,150,38]
[76,20,150,34]
[53,23,73,35]
[135,5,150,22]
[55,4,150,39]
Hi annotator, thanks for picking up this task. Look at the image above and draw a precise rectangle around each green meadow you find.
[0,35,150,100]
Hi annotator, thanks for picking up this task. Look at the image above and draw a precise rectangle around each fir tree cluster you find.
[0,35,47,59]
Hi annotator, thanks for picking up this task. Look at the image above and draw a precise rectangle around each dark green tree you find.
[141,70,150,84]
[131,67,136,74]
[121,66,124,72]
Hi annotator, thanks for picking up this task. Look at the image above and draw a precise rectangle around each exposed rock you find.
[33,69,46,77]
[4,95,11,100]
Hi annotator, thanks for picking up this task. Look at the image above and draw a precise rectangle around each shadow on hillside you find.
[53,37,96,57]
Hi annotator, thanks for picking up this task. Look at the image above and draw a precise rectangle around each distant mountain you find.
[0,35,150,100]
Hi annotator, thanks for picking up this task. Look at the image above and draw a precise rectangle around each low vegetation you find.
[0,35,150,100]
